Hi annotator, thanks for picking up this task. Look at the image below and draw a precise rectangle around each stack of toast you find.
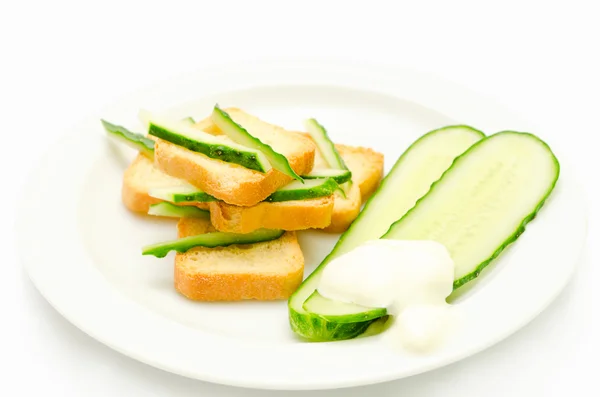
[116,107,384,301]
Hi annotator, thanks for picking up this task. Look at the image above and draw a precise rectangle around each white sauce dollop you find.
[317,239,458,352]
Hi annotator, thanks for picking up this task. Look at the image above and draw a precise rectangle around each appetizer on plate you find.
[104,105,559,349]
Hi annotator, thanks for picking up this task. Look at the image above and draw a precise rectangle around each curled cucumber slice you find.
[101,120,155,159]
[211,106,303,181]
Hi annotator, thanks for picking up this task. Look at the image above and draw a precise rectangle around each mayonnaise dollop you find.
[317,239,458,352]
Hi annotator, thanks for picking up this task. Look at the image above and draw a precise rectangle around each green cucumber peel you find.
[266,178,339,202]
[303,169,352,184]
[101,119,155,158]
[142,228,285,258]
[288,125,486,341]
[211,106,303,182]
[148,202,209,219]
[148,114,272,173]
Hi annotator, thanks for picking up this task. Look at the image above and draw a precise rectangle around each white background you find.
[1,0,598,396]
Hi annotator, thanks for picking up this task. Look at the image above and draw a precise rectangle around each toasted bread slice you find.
[154,108,316,206]
[122,154,209,213]
[209,196,334,234]
[174,218,304,301]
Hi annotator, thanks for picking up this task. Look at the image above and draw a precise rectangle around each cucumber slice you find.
[302,291,387,323]
[148,186,217,203]
[211,106,303,182]
[288,125,485,341]
[302,131,559,339]
[266,178,339,202]
[148,202,209,219]
[149,178,340,205]
[142,228,285,258]
[148,114,272,173]
[304,118,348,170]
[303,169,352,184]
[101,120,155,159]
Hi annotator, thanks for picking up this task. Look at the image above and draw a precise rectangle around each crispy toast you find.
[174,218,304,301]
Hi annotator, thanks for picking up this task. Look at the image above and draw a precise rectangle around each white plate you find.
[19,61,587,390]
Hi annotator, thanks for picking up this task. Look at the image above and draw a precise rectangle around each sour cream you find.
[317,239,458,352]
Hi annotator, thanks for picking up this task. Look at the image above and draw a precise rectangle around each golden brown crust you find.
[174,262,304,301]
[209,196,334,233]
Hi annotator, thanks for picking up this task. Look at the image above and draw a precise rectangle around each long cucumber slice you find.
[101,120,155,159]
[266,178,340,202]
[142,229,285,258]
[212,106,303,181]
[149,177,340,205]
[303,131,560,337]
[149,186,218,203]
[148,114,272,173]
[305,118,352,194]
[304,169,352,184]
[148,202,209,219]
[288,125,485,341]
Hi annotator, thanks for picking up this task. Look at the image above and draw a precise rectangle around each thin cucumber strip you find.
[142,229,285,258]
[148,114,272,173]
[288,125,485,341]
[101,120,155,158]
[304,118,352,194]
[303,131,559,337]
[211,106,303,181]
[302,291,386,323]
[266,178,339,202]
[148,186,218,203]
[303,169,352,184]
[304,118,348,170]
[148,202,209,219]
